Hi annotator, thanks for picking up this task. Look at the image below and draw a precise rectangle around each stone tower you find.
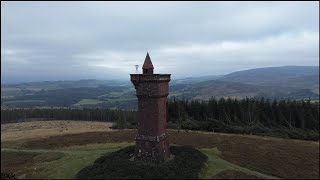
[130,53,171,163]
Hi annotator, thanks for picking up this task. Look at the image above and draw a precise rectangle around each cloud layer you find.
[1,1,319,83]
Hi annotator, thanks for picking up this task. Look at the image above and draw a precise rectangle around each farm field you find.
[73,99,103,105]
[1,121,319,179]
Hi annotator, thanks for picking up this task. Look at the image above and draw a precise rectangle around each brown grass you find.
[212,170,259,179]
[1,151,39,174]
[171,131,319,179]
[2,130,135,149]
[5,130,318,179]
[1,151,64,179]
[1,121,319,179]
[1,120,114,142]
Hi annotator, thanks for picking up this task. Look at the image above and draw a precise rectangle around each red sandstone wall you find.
[131,74,170,163]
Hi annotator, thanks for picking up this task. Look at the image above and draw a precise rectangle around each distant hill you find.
[171,75,222,84]
[1,66,319,109]
[169,80,319,100]
[170,80,260,100]
[220,66,319,85]
[1,79,130,90]
[169,66,319,100]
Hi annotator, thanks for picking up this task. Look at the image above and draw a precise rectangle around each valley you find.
[1,66,319,110]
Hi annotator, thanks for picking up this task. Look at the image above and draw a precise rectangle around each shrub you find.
[76,145,208,179]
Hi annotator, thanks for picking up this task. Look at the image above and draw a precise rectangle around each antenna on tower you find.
[134,65,139,74]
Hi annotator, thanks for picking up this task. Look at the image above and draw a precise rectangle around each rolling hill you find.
[170,66,319,100]
[170,79,319,100]
[220,66,319,85]
[1,66,319,109]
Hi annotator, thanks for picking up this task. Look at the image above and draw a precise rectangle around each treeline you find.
[167,97,319,140]
[168,97,319,131]
[1,98,319,140]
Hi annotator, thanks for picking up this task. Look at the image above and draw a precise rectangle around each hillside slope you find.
[176,66,319,100]
[220,66,319,85]
[170,79,319,100]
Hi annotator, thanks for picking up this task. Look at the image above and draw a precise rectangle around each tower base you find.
[134,132,170,164]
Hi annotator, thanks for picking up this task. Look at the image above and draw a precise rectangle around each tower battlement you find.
[130,74,171,81]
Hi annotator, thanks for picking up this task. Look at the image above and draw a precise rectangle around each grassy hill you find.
[1,121,319,179]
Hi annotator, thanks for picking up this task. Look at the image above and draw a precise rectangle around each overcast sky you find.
[1,1,319,83]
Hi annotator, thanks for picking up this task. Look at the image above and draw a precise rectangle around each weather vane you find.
[134,65,139,74]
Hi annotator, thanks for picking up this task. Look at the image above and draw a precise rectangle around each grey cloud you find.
[1,1,319,83]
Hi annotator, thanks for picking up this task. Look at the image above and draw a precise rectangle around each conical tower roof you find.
[142,52,154,69]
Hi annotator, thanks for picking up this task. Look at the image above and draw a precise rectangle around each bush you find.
[75,145,208,179]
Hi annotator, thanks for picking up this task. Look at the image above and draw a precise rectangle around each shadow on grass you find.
[75,145,208,179]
